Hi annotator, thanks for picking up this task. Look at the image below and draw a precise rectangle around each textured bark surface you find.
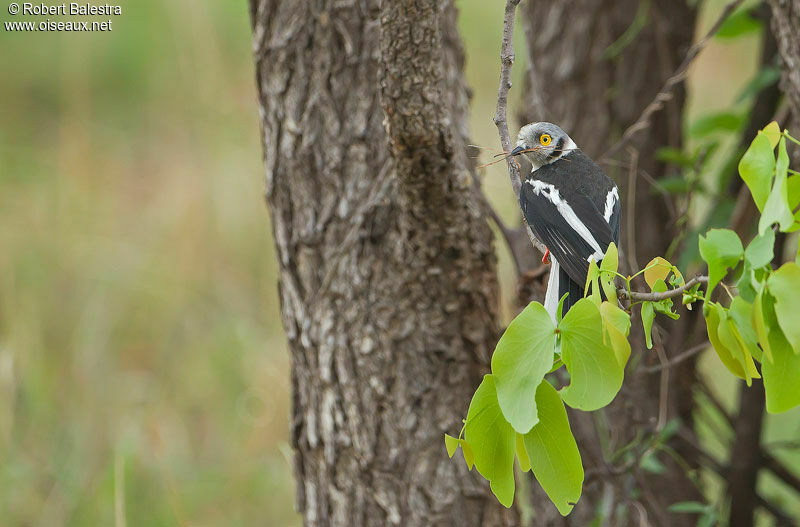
[249,1,515,526]
[769,0,800,165]
[520,2,702,525]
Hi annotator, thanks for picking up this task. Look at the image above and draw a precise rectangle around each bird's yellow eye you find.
[540,134,552,146]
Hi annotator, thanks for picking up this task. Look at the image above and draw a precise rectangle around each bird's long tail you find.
[543,258,583,322]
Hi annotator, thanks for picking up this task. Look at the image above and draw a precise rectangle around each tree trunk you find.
[249,1,516,526]
[520,2,702,525]
[768,0,800,165]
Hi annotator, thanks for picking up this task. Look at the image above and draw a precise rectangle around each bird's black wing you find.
[520,181,616,288]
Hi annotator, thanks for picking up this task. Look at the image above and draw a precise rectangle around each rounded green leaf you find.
[558,299,624,410]
[491,302,557,434]
[464,375,516,507]
[739,131,775,211]
[699,228,743,294]
[744,229,775,268]
[644,257,672,289]
[767,262,800,353]
[523,381,583,516]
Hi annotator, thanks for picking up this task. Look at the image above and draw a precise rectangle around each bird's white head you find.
[512,122,577,171]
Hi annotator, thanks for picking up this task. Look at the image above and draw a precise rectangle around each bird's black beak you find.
[510,145,525,156]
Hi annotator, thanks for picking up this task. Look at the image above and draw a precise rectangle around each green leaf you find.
[657,176,692,194]
[460,439,475,470]
[651,279,679,320]
[491,302,557,434]
[523,381,583,516]
[759,137,794,234]
[644,257,672,289]
[689,112,744,138]
[641,301,655,350]
[585,258,601,305]
[600,242,619,303]
[464,375,516,507]
[768,262,800,353]
[763,121,782,147]
[705,302,747,379]
[556,292,569,324]
[668,501,709,514]
[656,147,695,168]
[600,302,631,366]
[744,229,775,268]
[727,297,762,363]
[715,8,761,38]
[762,319,800,413]
[516,433,531,472]
[559,299,624,410]
[739,132,776,211]
[787,175,800,210]
[445,434,459,458]
[698,228,743,293]
[752,288,774,363]
[639,451,666,474]
[716,311,760,385]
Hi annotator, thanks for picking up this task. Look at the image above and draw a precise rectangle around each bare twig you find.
[600,0,746,163]
[625,147,640,272]
[494,0,547,256]
[618,276,708,302]
[652,330,670,431]
[644,342,709,373]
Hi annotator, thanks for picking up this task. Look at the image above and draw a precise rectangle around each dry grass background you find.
[0,0,797,525]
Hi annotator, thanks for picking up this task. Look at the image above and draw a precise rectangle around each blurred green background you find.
[0,1,798,525]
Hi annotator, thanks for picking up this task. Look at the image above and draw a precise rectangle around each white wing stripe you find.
[526,180,604,261]
[603,187,619,223]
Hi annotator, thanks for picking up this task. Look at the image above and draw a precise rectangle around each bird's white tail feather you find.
[544,257,560,322]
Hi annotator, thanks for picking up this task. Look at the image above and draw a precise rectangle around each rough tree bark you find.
[249,1,515,526]
[520,2,702,525]
[769,0,800,165]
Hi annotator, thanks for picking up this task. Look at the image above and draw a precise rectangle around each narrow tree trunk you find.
[520,2,701,525]
[249,1,516,525]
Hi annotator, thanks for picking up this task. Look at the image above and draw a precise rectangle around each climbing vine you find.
[446,123,800,514]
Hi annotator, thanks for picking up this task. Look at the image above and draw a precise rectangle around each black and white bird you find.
[511,122,620,320]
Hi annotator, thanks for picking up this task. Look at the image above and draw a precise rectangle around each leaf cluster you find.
[446,124,800,513]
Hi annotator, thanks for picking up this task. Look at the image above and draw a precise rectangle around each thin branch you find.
[494,0,547,256]
[644,341,709,373]
[625,147,640,272]
[600,0,746,163]
[618,275,708,302]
